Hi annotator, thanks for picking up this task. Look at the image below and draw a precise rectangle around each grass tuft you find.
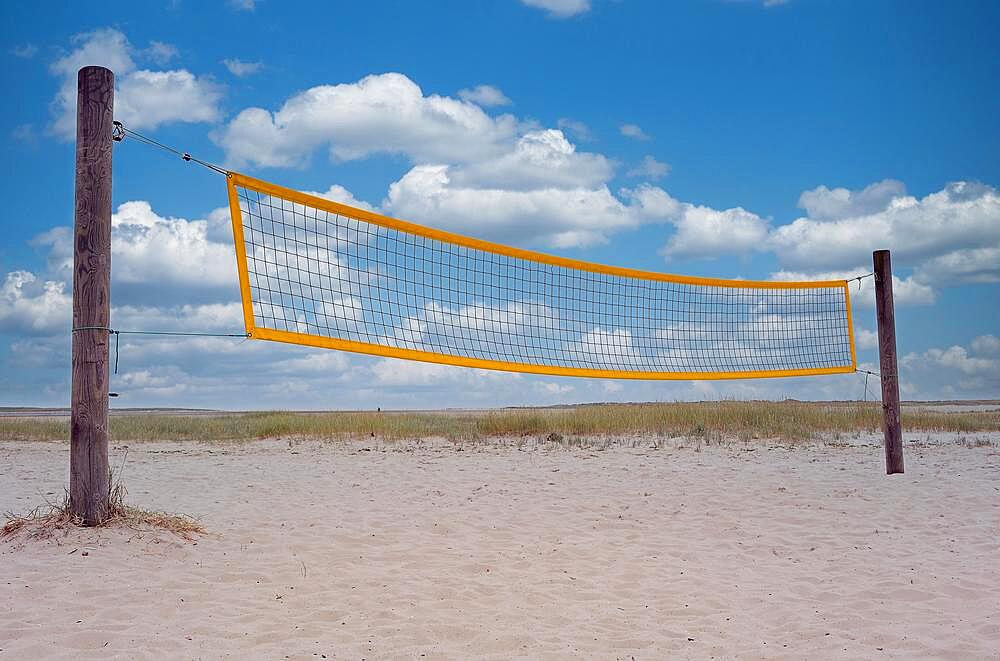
[2,451,204,543]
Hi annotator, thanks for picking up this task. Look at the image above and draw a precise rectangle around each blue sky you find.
[1,0,998,409]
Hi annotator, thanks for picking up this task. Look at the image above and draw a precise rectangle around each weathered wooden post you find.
[70,66,114,524]
[873,249,904,475]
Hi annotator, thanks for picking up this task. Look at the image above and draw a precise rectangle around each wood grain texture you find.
[873,250,904,475]
[70,66,114,524]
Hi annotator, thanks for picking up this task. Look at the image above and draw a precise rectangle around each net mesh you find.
[227,173,856,379]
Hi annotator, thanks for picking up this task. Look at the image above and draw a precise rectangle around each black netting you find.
[233,184,854,376]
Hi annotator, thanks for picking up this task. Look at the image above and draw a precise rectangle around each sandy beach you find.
[2,433,998,659]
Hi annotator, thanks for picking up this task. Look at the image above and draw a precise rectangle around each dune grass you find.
[1,401,998,443]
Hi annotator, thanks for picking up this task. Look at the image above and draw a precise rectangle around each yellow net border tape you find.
[227,171,858,380]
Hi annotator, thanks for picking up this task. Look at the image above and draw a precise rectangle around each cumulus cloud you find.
[216,72,518,168]
[854,327,878,350]
[110,201,237,290]
[445,129,613,191]
[217,73,686,248]
[222,58,263,77]
[520,0,591,18]
[49,28,222,139]
[796,179,906,221]
[900,336,1000,399]
[0,271,72,335]
[770,180,1000,282]
[619,123,650,140]
[660,203,770,260]
[112,302,244,334]
[384,164,661,247]
[917,246,1000,285]
[116,70,221,130]
[971,335,1000,355]
[627,155,670,180]
[457,84,511,107]
[653,178,999,302]
[9,200,239,312]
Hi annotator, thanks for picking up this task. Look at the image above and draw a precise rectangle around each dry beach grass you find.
[2,400,998,443]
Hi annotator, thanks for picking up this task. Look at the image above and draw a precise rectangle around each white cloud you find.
[116,70,222,130]
[900,337,1000,398]
[273,351,350,374]
[621,184,682,219]
[11,44,39,59]
[627,155,670,180]
[112,302,244,333]
[50,27,134,87]
[49,28,222,139]
[371,358,517,387]
[575,328,641,369]
[446,129,613,191]
[110,201,236,289]
[918,246,1000,285]
[971,335,1000,356]
[521,0,591,18]
[620,123,650,141]
[769,180,1000,281]
[797,179,906,221]
[556,118,593,142]
[216,72,519,168]
[923,346,997,375]
[457,84,511,107]
[307,184,377,212]
[0,271,72,335]
[538,381,574,395]
[660,178,999,302]
[769,268,936,308]
[855,327,878,351]
[217,73,685,249]
[145,41,178,65]
[384,164,664,248]
[660,203,770,260]
[222,58,263,77]
[229,0,256,10]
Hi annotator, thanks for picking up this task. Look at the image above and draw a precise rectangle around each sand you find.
[2,433,998,659]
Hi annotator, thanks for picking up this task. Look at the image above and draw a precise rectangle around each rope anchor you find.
[852,272,874,292]
[110,121,229,176]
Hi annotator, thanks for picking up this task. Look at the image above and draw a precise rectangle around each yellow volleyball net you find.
[226,172,857,380]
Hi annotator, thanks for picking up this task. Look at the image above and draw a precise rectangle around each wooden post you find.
[70,66,114,525]
[873,249,904,475]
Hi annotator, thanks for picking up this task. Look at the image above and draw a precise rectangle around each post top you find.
[77,65,114,78]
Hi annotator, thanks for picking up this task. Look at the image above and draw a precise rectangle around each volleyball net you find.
[226,172,856,380]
